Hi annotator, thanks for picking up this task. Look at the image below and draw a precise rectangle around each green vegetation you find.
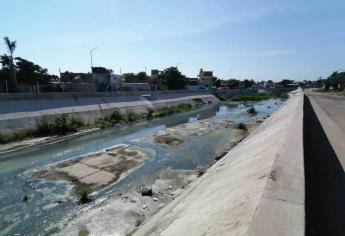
[0,114,84,144]
[231,93,272,101]
[247,107,257,115]
[158,67,188,90]
[75,185,91,204]
[0,103,199,144]
[78,229,90,236]
[230,91,287,102]
[96,103,194,128]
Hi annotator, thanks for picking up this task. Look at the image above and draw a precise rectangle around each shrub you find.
[109,109,124,123]
[69,116,84,130]
[146,108,154,120]
[53,114,70,134]
[0,133,14,143]
[76,186,91,204]
[247,107,257,115]
[35,116,54,136]
[126,110,141,122]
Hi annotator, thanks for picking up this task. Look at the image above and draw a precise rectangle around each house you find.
[198,69,213,89]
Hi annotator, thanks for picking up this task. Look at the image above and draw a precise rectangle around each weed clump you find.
[247,107,257,115]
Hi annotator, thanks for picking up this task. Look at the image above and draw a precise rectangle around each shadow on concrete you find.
[304,95,345,235]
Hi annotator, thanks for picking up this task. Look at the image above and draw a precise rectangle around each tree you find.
[137,72,148,82]
[123,72,148,83]
[243,79,251,88]
[3,37,17,91]
[279,79,294,87]
[227,79,240,89]
[327,71,345,91]
[92,66,111,74]
[159,67,187,90]
[15,57,56,85]
[123,73,137,83]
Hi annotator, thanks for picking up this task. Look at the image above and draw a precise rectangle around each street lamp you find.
[90,47,98,92]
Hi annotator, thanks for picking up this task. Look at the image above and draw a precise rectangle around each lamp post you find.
[90,47,98,92]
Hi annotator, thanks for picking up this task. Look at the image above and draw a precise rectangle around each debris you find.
[197,167,206,177]
[141,187,153,196]
[22,195,29,202]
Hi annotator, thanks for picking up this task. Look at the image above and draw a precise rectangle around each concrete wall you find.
[0,90,210,101]
[134,90,305,236]
[0,93,218,132]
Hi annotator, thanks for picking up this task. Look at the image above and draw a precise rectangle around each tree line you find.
[0,37,58,92]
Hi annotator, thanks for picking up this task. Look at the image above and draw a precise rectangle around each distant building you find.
[187,77,198,90]
[198,69,213,89]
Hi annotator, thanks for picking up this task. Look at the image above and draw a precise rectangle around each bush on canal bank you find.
[230,91,288,102]
[0,114,84,144]
[247,107,257,115]
[95,103,194,128]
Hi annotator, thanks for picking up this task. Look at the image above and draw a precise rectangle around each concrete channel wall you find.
[134,90,305,236]
[0,93,218,132]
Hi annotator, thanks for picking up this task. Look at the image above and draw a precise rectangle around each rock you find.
[141,187,153,196]
[22,195,29,202]
[167,185,173,190]
[218,162,225,166]
[153,197,158,202]
[142,204,147,209]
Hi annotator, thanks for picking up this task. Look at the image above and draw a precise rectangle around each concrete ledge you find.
[134,90,305,236]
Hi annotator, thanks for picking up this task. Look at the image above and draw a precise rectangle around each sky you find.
[1,0,345,81]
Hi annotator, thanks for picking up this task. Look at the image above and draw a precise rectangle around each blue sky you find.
[1,0,345,81]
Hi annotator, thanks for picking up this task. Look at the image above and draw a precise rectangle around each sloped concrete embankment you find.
[134,90,304,236]
[0,94,218,132]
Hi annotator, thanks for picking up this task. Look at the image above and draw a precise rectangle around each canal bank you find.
[0,92,218,132]
[133,90,304,236]
[0,96,284,236]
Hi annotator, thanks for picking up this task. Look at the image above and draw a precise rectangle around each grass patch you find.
[231,91,288,102]
[78,229,90,236]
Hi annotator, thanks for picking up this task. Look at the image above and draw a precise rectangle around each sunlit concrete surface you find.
[133,90,304,236]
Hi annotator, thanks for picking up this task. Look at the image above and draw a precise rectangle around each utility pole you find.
[90,47,98,92]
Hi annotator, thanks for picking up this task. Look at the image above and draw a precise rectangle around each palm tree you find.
[4,36,17,91]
